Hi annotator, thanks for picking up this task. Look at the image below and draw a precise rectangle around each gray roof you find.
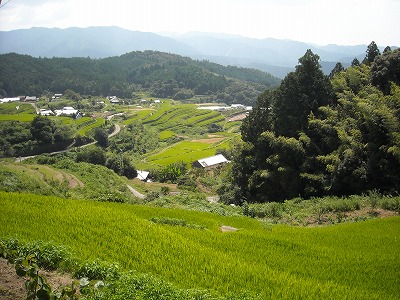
[197,154,228,168]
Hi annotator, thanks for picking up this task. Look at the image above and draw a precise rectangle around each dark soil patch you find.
[0,258,74,300]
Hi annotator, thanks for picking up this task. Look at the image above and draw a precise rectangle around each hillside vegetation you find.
[222,46,400,204]
[0,51,280,105]
[1,192,399,299]
[1,44,400,300]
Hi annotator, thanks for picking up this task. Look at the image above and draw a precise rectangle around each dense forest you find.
[0,51,280,105]
[219,44,400,203]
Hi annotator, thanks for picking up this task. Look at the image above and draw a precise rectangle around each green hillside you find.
[0,51,280,105]
[1,192,399,299]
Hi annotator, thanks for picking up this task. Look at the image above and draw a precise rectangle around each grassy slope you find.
[1,192,399,299]
[0,161,135,202]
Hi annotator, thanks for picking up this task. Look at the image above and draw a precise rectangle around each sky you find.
[0,0,399,46]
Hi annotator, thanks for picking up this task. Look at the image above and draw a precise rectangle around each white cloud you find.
[0,0,398,46]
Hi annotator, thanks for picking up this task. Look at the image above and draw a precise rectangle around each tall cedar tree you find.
[273,49,333,137]
[363,41,381,66]
[234,50,334,203]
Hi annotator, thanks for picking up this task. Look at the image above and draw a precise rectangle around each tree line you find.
[219,43,400,203]
[0,115,73,157]
[0,51,280,105]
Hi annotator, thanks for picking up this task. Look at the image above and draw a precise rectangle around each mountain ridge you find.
[0,26,397,78]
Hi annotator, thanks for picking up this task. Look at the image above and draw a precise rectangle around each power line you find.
[0,0,13,9]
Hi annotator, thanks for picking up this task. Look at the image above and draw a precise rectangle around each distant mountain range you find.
[0,26,396,78]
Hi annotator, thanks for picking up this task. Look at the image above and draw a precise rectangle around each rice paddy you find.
[1,192,399,299]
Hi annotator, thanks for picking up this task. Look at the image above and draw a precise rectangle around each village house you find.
[39,108,54,116]
[0,97,20,103]
[54,106,81,118]
[192,154,229,170]
[25,96,37,102]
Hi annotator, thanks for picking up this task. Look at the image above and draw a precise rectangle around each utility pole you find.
[119,149,124,176]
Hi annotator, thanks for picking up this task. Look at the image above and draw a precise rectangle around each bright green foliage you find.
[123,110,153,125]
[152,161,187,183]
[0,102,35,115]
[227,48,400,203]
[0,115,73,157]
[0,159,137,202]
[78,118,105,136]
[146,140,228,166]
[0,192,399,299]
[159,130,175,140]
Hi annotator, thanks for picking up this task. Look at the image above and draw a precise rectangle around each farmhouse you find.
[0,97,20,103]
[39,108,54,116]
[55,106,81,117]
[192,154,229,170]
[109,96,120,104]
[51,93,63,100]
[25,96,37,102]
[230,104,245,109]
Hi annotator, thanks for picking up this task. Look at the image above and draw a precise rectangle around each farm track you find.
[126,184,145,199]
[16,123,121,162]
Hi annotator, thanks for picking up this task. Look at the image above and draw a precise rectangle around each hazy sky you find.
[0,0,399,46]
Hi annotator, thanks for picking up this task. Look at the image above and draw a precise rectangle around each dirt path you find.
[16,123,122,162]
[126,184,145,199]
[108,124,121,138]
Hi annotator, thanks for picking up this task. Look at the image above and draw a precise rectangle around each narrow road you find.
[108,124,121,138]
[126,184,145,199]
[16,123,121,162]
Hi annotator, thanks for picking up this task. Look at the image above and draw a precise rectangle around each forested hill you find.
[0,51,280,105]
[220,46,400,204]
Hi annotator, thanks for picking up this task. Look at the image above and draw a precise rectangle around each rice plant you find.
[1,192,399,299]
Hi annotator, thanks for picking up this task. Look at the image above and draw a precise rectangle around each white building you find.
[55,107,79,116]
[0,97,20,103]
[193,154,229,170]
[39,108,54,116]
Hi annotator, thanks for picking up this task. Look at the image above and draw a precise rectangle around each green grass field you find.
[146,139,230,166]
[78,118,105,136]
[1,192,399,299]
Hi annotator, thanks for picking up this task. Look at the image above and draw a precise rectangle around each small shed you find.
[25,96,37,102]
[136,170,150,181]
[193,154,229,170]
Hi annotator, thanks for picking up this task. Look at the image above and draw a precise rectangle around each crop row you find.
[130,104,226,133]
[78,118,105,136]
[0,192,399,299]
[123,109,154,125]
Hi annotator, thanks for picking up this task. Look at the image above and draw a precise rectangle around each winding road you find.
[16,122,121,162]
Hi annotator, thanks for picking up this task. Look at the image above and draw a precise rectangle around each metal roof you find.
[197,154,228,168]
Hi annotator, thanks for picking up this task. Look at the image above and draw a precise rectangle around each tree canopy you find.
[0,51,280,105]
[222,46,400,204]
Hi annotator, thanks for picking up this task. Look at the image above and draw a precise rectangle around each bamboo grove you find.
[221,45,400,203]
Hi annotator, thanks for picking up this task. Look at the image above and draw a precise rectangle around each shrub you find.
[160,186,171,195]
[177,175,198,191]
[145,191,160,202]
[381,197,400,213]
[74,260,120,280]
[0,238,73,271]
